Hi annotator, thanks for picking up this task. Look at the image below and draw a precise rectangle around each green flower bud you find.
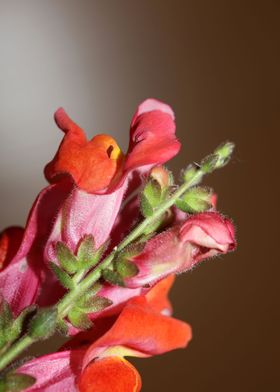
[214,141,235,168]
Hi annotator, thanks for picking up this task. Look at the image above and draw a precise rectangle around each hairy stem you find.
[0,336,34,372]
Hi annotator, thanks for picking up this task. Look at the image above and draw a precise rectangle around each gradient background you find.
[0,1,279,391]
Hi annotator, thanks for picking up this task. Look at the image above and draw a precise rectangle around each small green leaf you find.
[75,284,102,308]
[28,308,57,340]
[50,262,75,290]
[77,296,113,313]
[175,198,192,213]
[0,300,13,331]
[68,308,92,330]
[116,259,139,278]
[0,373,36,392]
[143,180,162,207]
[77,240,108,270]
[7,305,37,344]
[140,193,154,217]
[55,242,78,274]
[77,235,95,263]
[102,269,124,287]
[176,187,213,213]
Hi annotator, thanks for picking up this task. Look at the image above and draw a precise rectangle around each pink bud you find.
[124,212,236,288]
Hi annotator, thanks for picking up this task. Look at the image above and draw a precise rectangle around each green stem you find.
[0,336,34,372]
[0,168,203,373]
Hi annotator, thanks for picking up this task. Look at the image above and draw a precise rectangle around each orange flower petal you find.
[83,296,191,367]
[145,274,175,315]
[78,357,141,392]
[44,108,123,193]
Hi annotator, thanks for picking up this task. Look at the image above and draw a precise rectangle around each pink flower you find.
[123,212,236,288]
[0,99,180,314]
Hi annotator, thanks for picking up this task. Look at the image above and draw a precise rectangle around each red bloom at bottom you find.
[19,277,191,391]
[79,357,141,392]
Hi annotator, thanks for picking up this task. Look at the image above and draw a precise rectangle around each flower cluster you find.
[0,99,236,391]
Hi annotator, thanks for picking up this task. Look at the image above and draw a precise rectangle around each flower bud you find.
[123,212,236,288]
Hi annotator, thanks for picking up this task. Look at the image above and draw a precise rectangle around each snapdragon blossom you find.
[0,99,180,315]
[0,98,236,392]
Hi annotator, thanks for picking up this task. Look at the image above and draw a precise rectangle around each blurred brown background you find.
[0,1,279,391]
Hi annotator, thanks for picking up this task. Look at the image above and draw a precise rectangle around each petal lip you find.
[45,99,180,194]
[124,98,181,175]
[130,98,175,126]
[45,108,122,193]
[78,356,142,392]
[124,211,236,289]
[83,295,191,368]
[180,211,236,250]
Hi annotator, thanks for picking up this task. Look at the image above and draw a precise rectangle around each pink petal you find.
[18,350,84,392]
[180,211,236,251]
[125,99,180,173]
[0,181,71,314]
[0,257,38,315]
[45,182,128,264]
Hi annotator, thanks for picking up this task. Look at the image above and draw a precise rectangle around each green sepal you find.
[116,259,138,278]
[214,141,235,168]
[140,193,154,217]
[175,198,191,213]
[143,180,162,207]
[50,262,75,290]
[114,242,143,277]
[68,308,93,330]
[176,186,213,213]
[183,164,203,185]
[0,300,15,349]
[77,235,96,266]
[76,296,113,313]
[75,283,102,308]
[102,269,124,287]
[0,373,36,392]
[201,154,219,173]
[0,300,13,332]
[75,285,101,307]
[55,242,78,274]
[77,238,108,270]
[7,305,37,344]
[28,307,57,340]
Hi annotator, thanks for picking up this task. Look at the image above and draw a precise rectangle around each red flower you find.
[18,277,191,391]
[0,99,180,315]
